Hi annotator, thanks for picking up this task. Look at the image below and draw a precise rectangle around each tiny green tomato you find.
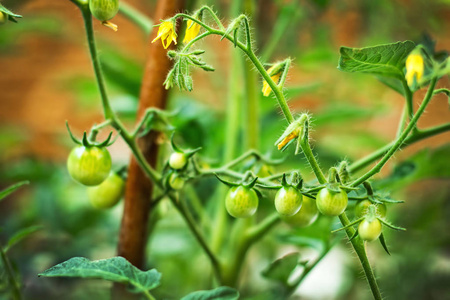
[225,185,259,218]
[169,152,188,169]
[87,172,125,209]
[168,173,184,190]
[274,186,303,216]
[316,187,348,216]
[358,218,382,242]
[355,200,387,218]
[67,145,112,186]
[89,0,119,22]
[281,195,318,227]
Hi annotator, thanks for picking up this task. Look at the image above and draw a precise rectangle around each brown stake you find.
[116,0,185,272]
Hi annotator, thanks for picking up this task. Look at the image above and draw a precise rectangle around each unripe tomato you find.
[316,187,348,216]
[87,172,125,209]
[89,0,119,22]
[67,146,112,186]
[281,195,318,227]
[168,173,184,190]
[274,186,303,216]
[169,152,188,170]
[225,185,258,218]
[355,200,387,218]
[358,218,382,242]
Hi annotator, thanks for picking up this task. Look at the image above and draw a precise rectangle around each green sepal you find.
[325,183,341,193]
[300,192,316,199]
[378,217,406,231]
[171,133,201,158]
[280,173,288,187]
[214,174,241,188]
[243,176,259,189]
[295,179,303,190]
[66,121,82,145]
[253,188,263,199]
[331,217,364,233]
[338,185,359,192]
[379,233,391,255]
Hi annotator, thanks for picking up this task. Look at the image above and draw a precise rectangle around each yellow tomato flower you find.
[262,65,281,97]
[405,53,424,87]
[152,20,177,49]
[277,128,300,150]
[183,20,201,43]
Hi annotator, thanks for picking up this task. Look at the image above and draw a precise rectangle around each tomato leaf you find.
[261,252,300,284]
[181,286,239,300]
[338,41,415,80]
[4,225,42,253]
[39,257,161,294]
[0,181,29,202]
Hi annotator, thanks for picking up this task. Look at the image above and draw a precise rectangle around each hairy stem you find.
[351,78,437,187]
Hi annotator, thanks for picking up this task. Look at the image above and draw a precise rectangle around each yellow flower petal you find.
[183,20,201,43]
[262,65,281,96]
[152,21,177,49]
[277,129,299,150]
[405,53,424,87]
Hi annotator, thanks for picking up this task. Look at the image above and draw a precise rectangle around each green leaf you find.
[0,181,29,202]
[261,252,300,284]
[181,287,239,300]
[39,257,161,294]
[338,41,415,79]
[4,225,42,253]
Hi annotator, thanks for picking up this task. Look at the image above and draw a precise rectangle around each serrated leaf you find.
[39,257,161,294]
[0,181,29,202]
[338,41,415,79]
[261,252,300,284]
[4,225,42,253]
[181,286,239,300]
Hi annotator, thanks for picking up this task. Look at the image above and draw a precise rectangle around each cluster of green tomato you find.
[67,144,125,209]
[224,180,387,242]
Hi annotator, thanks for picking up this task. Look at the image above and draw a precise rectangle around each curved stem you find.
[349,121,450,173]
[169,195,222,283]
[80,8,115,119]
[351,78,437,187]
[339,214,382,300]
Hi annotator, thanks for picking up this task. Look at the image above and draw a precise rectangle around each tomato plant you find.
[2,1,449,300]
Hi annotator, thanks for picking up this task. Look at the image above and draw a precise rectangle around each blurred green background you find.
[0,0,449,299]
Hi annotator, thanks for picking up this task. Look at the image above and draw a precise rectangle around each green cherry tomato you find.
[358,218,382,242]
[168,173,185,190]
[67,145,112,186]
[281,195,318,227]
[87,172,125,209]
[225,185,259,218]
[89,0,119,22]
[355,200,387,218]
[316,187,348,216]
[169,152,188,170]
[274,186,303,216]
